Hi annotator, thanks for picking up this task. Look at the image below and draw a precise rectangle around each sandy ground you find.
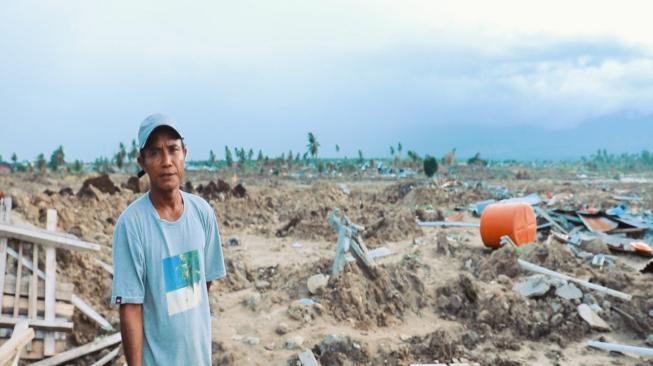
[1,169,653,365]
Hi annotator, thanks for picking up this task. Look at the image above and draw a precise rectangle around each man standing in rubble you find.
[111,114,226,365]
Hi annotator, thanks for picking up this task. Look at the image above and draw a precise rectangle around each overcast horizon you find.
[2,1,653,162]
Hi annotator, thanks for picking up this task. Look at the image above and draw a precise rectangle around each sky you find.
[2,0,653,162]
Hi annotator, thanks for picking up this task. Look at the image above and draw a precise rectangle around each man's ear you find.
[182,145,188,159]
[137,155,145,170]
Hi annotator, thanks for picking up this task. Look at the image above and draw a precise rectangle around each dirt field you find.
[1,168,652,366]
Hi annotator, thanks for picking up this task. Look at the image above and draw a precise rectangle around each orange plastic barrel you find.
[480,203,536,249]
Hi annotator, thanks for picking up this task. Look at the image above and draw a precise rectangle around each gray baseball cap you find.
[137,113,183,177]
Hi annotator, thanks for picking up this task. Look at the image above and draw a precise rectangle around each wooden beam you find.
[70,296,114,331]
[29,332,121,366]
[0,237,7,317]
[0,328,67,341]
[90,345,121,366]
[29,244,39,320]
[3,274,74,302]
[28,243,38,352]
[0,321,33,366]
[0,318,72,332]
[12,244,23,318]
[0,223,100,252]
[93,259,113,276]
[0,197,10,319]
[0,339,67,360]
[4,247,114,331]
[44,209,56,356]
[2,295,74,319]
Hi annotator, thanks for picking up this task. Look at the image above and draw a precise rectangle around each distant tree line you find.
[0,131,502,178]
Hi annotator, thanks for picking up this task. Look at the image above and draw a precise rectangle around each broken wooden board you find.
[0,318,73,332]
[0,223,100,252]
[0,339,68,360]
[0,322,34,365]
[577,304,610,331]
[5,246,115,331]
[89,345,120,366]
[30,332,121,366]
[3,274,74,302]
[2,295,74,318]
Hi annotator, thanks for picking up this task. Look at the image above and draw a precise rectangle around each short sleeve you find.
[111,216,145,304]
[204,207,226,281]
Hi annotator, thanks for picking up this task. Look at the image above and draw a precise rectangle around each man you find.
[111,114,226,365]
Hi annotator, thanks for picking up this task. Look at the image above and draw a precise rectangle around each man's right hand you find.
[120,303,144,366]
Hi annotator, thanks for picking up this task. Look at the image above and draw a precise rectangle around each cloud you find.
[2,1,653,160]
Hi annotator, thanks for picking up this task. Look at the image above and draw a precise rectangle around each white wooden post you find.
[0,197,11,316]
[44,209,57,356]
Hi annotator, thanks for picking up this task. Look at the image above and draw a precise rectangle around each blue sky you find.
[2,0,653,161]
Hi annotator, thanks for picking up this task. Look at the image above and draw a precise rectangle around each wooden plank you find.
[4,248,114,331]
[28,243,38,353]
[2,295,74,318]
[0,321,34,365]
[90,345,121,366]
[93,259,113,276]
[12,244,23,317]
[29,244,39,320]
[0,339,67,360]
[0,197,10,223]
[0,328,67,341]
[0,223,100,252]
[70,295,114,331]
[0,317,72,332]
[0,237,7,317]
[30,332,121,366]
[10,321,27,366]
[3,274,74,302]
[44,209,56,356]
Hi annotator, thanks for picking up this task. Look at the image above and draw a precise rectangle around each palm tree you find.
[35,153,47,174]
[115,143,127,169]
[307,132,320,163]
[128,139,139,162]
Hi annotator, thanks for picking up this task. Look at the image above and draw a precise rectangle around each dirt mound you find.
[77,174,120,197]
[436,273,588,343]
[197,179,232,200]
[474,244,522,281]
[382,181,417,203]
[415,208,444,222]
[231,183,247,198]
[374,329,466,365]
[321,257,429,328]
[122,176,142,193]
[519,242,581,274]
[317,335,371,366]
[361,207,423,245]
[223,255,255,291]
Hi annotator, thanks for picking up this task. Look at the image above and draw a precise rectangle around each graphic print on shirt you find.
[162,249,202,316]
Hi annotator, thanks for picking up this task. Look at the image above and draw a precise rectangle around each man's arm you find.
[120,304,144,366]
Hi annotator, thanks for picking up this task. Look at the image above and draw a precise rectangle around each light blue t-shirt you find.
[111,190,226,366]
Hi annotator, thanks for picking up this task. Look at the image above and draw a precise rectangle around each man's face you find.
[138,128,186,193]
